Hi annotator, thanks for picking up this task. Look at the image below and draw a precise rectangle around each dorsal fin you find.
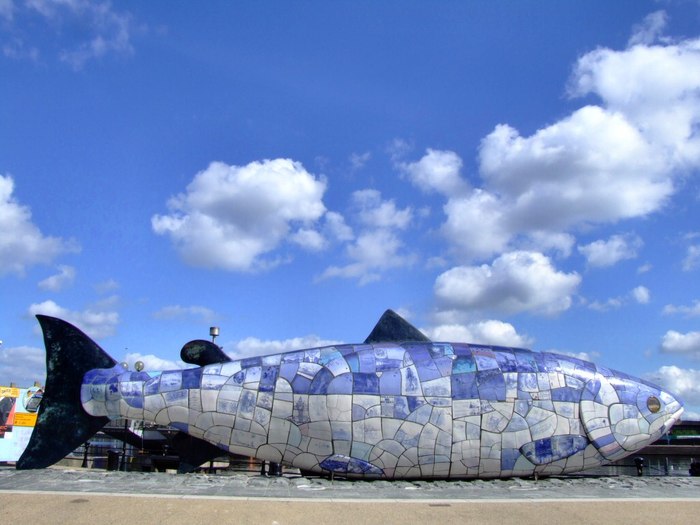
[363,309,431,344]
[180,340,231,366]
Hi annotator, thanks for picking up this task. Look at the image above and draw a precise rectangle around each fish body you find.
[18,314,683,479]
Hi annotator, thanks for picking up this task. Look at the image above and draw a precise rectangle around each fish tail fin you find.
[16,315,118,469]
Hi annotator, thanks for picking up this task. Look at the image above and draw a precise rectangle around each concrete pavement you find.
[1,466,699,524]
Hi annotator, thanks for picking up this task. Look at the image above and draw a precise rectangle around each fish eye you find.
[647,396,661,413]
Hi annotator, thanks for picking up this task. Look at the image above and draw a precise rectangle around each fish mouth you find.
[661,405,684,435]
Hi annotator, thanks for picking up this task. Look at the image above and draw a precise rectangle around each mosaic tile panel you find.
[80,342,684,479]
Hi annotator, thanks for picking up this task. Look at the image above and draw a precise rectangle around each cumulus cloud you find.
[349,151,371,171]
[631,285,650,304]
[320,229,415,285]
[645,365,700,408]
[319,190,415,285]
[425,320,533,348]
[38,265,76,292]
[0,0,13,22]
[637,263,653,274]
[660,330,700,358]
[480,107,671,231]
[290,228,327,251]
[124,352,187,372]
[1,0,136,69]
[227,335,343,361]
[400,24,700,264]
[27,300,119,339]
[323,211,354,242]
[152,305,219,324]
[410,104,671,261]
[558,351,598,363]
[628,10,668,47]
[400,148,469,196]
[441,189,511,259]
[521,231,575,259]
[587,285,650,312]
[569,32,700,168]
[587,297,623,312]
[387,137,413,163]
[664,300,700,317]
[94,278,119,294]
[352,189,412,230]
[682,245,700,271]
[152,159,328,272]
[0,175,79,276]
[0,345,46,387]
[578,234,643,268]
[434,251,581,317]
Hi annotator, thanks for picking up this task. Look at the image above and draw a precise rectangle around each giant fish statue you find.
[18,312,683,479]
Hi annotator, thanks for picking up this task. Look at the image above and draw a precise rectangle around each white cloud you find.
[38,265,76,291]
[425,320,533,348]
[411,107,671,262]
[660,330,700,358]
[628,10,668,47]
[387,137,413,162]
[400,148,469,196]
[0,345,46,387]
[2,0,135,69]
[441,189,511,259]
[124,352,187,372]
[412,29,700,264]
[152,305,218,324]
[290,228,326,251]
[2,36,39,61]
[637,263,653,274]
[323,211,354,242]
[0,0,14,21]
[587,285,651,312]
[682,245,700,271]
[480,107,671,230]
[645,365,700,408]
[152,159,327,272]
[559,351,598,363]
[0,175,79,276]
[227,335,343,361]
[631,285,650,304]
[319,190,415,285]
[578,233,643,267]
[352,189,412,230]
[320,229,415,285]
[349,151,371,171]
[522,231,575,259]
[94,278,119,294]
[91,294,119,310]
[27,300,119,339]
[569,33,700,169]
[587,297,623,312]
[664,300,700,317]
[434,251,581,316]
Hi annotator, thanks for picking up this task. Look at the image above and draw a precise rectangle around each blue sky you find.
[2,1,700,418]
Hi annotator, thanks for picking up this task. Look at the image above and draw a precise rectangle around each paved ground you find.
[1,467,699,524]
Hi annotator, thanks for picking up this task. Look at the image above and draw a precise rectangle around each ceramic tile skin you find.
[81,343,683,479]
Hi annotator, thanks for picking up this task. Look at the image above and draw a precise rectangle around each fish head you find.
[580,371,683,461]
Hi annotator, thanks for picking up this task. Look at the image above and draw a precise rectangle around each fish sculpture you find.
[18,312,683,479]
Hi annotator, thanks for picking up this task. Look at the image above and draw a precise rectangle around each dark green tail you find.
[16,315,117,469]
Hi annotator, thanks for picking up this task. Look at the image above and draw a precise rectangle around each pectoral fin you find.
[320,454,384,476]
[520,435,589,465]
